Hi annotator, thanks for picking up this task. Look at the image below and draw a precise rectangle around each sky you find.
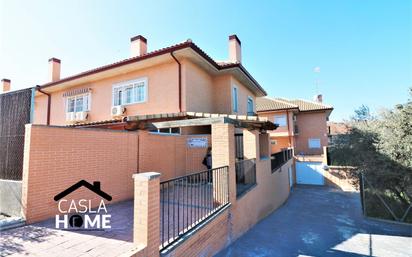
[0,0,411,121]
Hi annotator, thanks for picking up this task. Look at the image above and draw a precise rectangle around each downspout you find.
[170,52,182,112]
[36,85,51,125]
[286,109,292,148]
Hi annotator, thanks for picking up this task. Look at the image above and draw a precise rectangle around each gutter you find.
[36,85,51,125]
[170,51,182,112]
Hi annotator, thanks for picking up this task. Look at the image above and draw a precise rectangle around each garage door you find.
[296,162,324,185]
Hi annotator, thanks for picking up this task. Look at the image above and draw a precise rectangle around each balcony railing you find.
[235,158,256,197]
[271,148,293,172]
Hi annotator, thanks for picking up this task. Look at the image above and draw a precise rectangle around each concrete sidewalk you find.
[0,201,134,257]
[216,186,412,257]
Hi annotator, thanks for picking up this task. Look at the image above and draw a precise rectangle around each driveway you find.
[217,185,412,257]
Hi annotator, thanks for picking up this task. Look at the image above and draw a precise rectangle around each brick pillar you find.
[243,129,260,185]
[323,146,328,164]
[133,172,161,257]
[243,129,259,159]
[211,123,236,204]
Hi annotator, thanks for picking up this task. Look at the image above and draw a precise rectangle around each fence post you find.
[133,172,161,257]
[212,123,236,204]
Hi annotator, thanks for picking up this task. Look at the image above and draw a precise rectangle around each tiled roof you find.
[256,97,298,112]
[285,99,333,112]
[39,40,266,96]
[256,97,333,112]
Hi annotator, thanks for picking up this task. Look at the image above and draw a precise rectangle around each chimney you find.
[130,35,147,57]
[1,79,11,93]
[48,58,61,82]
[313,94,323,103]
[228,34,241,63]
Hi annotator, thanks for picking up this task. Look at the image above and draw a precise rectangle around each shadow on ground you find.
[216,185,412,257]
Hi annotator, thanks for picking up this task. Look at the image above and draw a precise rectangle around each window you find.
[308,138,321,149]
[113,78,147,106]
[247,96,254,114]
[232,86,238,113]
[149,127,181,135]
[66,94,89,113]
[271,140,277,145]
[274,115,287,127]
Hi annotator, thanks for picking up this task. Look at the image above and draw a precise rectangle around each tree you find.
[330,88,412,222]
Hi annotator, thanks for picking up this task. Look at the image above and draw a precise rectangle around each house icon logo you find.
[54,180,112,230]
[54,180,112,201]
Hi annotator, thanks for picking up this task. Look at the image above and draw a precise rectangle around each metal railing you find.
[235,158,256,197]
[360,173,412,223]
[271,148,293,172]
[160,166,229,250]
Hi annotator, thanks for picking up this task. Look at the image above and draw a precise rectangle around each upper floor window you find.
[274,114,287,127]
[232,86,238,113]
[308,138,321,149]
[66,94,90,113]
[247,96,254,115]
[113,78,147,106]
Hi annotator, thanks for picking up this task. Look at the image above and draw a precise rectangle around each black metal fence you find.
[0,88,33,180]
[360,173,412,224]
[160,166,229,250]
[235,158,256,197]
[271,148,293,172]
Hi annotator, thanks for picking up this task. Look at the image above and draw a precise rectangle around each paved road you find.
[217,186,412,257]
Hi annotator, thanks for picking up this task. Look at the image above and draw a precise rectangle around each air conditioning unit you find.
[111,106,125,117]
[65,112,76,123]
[75,111,88,122]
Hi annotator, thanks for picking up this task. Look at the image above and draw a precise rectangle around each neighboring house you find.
[257,95,333,156]
[327,121,350,145]
[32,35,265,133]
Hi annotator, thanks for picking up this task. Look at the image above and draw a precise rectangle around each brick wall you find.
[294,112,328,155]
[22,126,210,223]
[324,166,357,191]
[165,208,230,257]
[22,125,139,223]
[139,132,211,181]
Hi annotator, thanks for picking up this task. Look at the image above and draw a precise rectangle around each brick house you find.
[33,34,266,133]
[256,95,333,156]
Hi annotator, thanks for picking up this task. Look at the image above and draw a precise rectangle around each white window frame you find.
[308,138,321,149]
[247,96,254,114]
[112,77,148,107]
[65,93,90,113]
[149,127,181,135]
[274,114,287,127]
[232,85,239,113]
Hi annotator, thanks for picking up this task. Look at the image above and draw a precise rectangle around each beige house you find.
[33,34,265,133]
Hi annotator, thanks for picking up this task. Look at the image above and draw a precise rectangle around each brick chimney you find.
[1,79,11,93]
[48,58,61,82]
[228,34,241,63]
[130,35,147,57]
[314,94,323,103]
